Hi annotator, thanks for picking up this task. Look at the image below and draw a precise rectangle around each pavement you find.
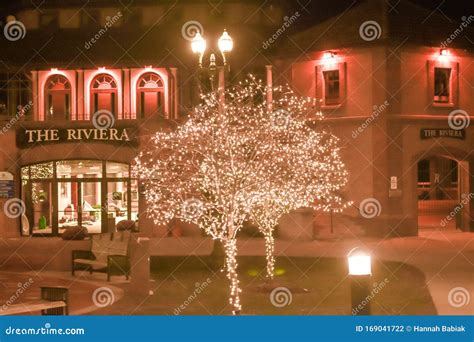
[235,228,474,315]
[150,228,473,315]
[0,228,472,315]
[0,270,123,315]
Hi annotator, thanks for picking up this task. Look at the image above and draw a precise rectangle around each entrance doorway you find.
[21,160,138,236]
[417,156,469,230]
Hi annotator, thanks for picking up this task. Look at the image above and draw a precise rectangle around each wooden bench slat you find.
[74,258,107,268]
[0,300,66,315]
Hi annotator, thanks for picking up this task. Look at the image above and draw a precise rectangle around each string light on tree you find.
[133,75,350,314]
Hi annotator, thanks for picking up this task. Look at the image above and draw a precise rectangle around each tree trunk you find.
[210,239,225,270]
[224,238,241,315]
[264,231,275,279]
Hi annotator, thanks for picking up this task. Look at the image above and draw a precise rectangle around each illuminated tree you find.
[133,77,349,314]
[249,116,350,279]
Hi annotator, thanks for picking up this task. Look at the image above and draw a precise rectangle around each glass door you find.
[106,181,129,229]
[57,180,102,235]
[80,180,102,234]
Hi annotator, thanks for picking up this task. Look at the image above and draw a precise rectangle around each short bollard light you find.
[347,248,372,315]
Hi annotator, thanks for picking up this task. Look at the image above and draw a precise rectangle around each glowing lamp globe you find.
[347,248,371,276]
[218,30,233,53]
[191,32,206,54]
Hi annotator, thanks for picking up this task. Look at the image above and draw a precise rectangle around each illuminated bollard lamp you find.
[347,248,372,315]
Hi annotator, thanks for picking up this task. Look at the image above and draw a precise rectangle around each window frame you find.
[136,72,165,118]
[90,73,119,116]
[0,72,32,117]
[44,74,72,120]
[21,160,137,237]
[427,60,458,108]
[316,62,346,108]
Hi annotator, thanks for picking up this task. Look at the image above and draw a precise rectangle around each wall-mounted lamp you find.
[50,68,58,73]
[323,51,336,59]
[439,48,450,56]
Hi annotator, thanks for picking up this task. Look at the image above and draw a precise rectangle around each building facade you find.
[273,0,474,237]
[0,0,472,241]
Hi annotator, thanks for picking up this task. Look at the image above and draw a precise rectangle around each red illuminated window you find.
[90,74,118,115]
[323,70,340,105]
[45,75,71,120]
[434,67,451,103]
[428,60,458,107]
[316,62,346,108]
[136,72,164,118]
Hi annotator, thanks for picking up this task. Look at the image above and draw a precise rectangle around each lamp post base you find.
[350,274,371,315]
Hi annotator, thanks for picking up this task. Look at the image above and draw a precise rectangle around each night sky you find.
[291,0,474,30]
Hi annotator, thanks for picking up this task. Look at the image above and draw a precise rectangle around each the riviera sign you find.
[16,127,137,147]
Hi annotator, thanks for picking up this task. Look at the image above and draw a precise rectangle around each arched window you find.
[136,72,164,118]
[90,74,118,116]
[45,75,71,120]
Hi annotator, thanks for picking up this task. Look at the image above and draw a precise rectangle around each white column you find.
[170,67,178,119]
[31,71,39,120]
[266,65,273,112]
[123,68,131,119]
[77,70,84,120]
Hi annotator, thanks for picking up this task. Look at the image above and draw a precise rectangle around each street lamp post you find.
[191,30,233,94]
[347,248,372,315]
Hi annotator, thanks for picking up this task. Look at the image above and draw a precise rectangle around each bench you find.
[0,287,68,316]
[72,231,131,281]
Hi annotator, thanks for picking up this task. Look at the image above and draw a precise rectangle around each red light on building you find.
[439,48,449,56]
[323,51,336,59]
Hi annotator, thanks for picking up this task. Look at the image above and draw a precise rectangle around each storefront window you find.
[29,162,54,179]
[106,161,129,178]
[30,180,53,234]
[56,160,102,178]
[20,160,136,236]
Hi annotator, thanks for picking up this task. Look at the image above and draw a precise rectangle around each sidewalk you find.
[146,229,473,315]
[234,229,474,315]
[0,229,471,315]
